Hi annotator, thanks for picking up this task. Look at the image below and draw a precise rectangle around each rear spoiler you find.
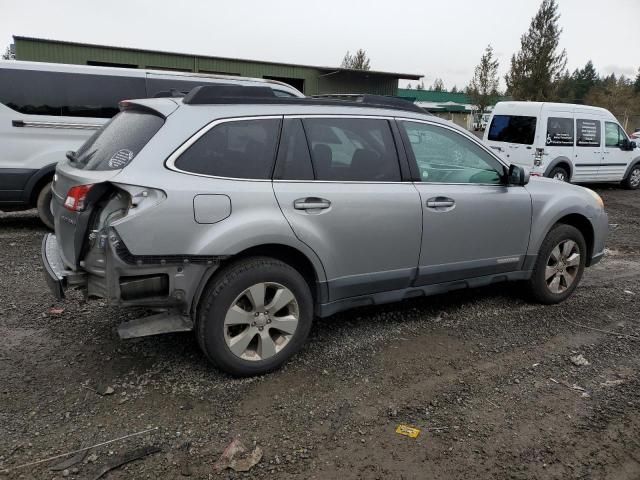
[118,98,180,118]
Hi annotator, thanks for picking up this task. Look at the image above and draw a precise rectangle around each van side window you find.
[546,117,574,146]
[576,119,601,147]
[487,115,536,145]
[302,118,401,182]
[605,122,627,148]
[174,119,281,179]
[274,119,314,180]
[401,121,503,185]
[0,69,145,118]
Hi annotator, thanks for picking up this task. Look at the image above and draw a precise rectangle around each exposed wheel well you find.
[555,214,595,265]
[217,244,322,304]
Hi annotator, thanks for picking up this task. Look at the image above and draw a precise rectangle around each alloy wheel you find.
[545,239,580,294]
[630,167,640,188]
[223,282,299,361]
[553,171,566,182]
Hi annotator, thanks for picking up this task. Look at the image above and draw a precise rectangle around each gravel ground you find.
[1,186,640,479]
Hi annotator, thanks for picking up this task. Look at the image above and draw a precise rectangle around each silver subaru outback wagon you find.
[42,86,608,376]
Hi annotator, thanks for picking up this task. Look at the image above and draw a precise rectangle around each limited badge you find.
[108,149,134,169]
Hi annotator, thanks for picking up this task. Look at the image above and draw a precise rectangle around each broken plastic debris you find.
[213,438,263,473]
[570,354,590,366]
[49,307,65,315]
[395,424,421,438]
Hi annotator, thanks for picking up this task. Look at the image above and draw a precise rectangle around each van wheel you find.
[548,166,569,182]
[527,224,586,304]
[622,164,640,190]
[36,182,54,230]
[196,257,313,376]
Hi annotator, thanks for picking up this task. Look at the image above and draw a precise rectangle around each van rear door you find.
[485,113,538,167]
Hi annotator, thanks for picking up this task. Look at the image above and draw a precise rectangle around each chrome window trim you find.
[14,120,102,130]
[165,113,510,185]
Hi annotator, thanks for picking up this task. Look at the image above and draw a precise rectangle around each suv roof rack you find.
[181,85,426,114]
[311,94,426,114]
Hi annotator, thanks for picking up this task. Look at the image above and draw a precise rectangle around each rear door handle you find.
[294,197,331,210]
[426,197,455,209]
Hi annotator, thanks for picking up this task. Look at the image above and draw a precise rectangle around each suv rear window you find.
[73,110,164,170]
[487,115,537,145]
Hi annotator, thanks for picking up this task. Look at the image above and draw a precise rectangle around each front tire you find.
[548,166,569,182]
[36,182,54,230]
[197,257,313,376]
[528,224,586,304]
[622,163,640,190]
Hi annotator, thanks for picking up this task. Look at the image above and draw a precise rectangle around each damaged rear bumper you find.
[41,231,222,339]
[41,233,86,300]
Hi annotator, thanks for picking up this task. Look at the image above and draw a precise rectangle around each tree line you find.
[345,0,639,127]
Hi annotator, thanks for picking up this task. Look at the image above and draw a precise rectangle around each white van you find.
[483,101,639,188]
[0,61,303,227]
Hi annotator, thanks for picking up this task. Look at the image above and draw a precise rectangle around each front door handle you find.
[294,197,331,210]
[426,197,455,209]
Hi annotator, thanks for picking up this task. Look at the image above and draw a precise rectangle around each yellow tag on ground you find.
[395,424,421,438]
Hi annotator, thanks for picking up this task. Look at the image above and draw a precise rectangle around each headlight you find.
[585,188,604,209]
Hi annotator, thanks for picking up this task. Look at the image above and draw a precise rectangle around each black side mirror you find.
[630,140,637,150]
[507,164,529,186]
[620,138,631,150]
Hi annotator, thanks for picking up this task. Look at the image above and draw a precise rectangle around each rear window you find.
[73,110,164,170]
[487,115,537,145]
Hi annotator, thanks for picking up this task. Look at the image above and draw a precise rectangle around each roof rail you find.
[183,85,276,104]
[312,94,426,114]
[180,85,428,114]
[152,88,187,99]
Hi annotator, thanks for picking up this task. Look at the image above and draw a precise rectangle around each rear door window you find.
[487,115,537,145]
[0,69,145,118]
[274,119,314,180]
[546,117,574,146]
[576,119,601,147]
[73,110,164,170]
[302,117,401,182]
[174,118,281,179]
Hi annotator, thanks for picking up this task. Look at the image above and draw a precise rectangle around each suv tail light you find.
[64,184,94,212]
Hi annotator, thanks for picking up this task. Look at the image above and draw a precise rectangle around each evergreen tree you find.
[634,67,640,93]
[341,49,371,70]
[505,0,567,100]
[467,45,500,113]
[431,78,445,91]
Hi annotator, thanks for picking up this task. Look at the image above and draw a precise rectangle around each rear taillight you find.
[64,184,94,212]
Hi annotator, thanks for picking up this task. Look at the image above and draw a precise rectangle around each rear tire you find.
[196,257,313,376]
[622,163,640,190]
[36,182,54,230]
[548,166,569,182]
[528,224,586,304]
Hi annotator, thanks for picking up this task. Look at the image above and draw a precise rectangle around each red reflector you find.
[64,184,94,212]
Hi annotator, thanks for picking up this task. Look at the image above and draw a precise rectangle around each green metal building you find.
[12,36,421,96]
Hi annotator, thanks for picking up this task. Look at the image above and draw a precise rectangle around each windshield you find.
[73,110,164,170]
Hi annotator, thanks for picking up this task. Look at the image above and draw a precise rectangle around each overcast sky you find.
[2,0,638,90]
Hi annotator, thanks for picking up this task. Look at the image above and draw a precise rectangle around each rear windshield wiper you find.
[66,150,77,163]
